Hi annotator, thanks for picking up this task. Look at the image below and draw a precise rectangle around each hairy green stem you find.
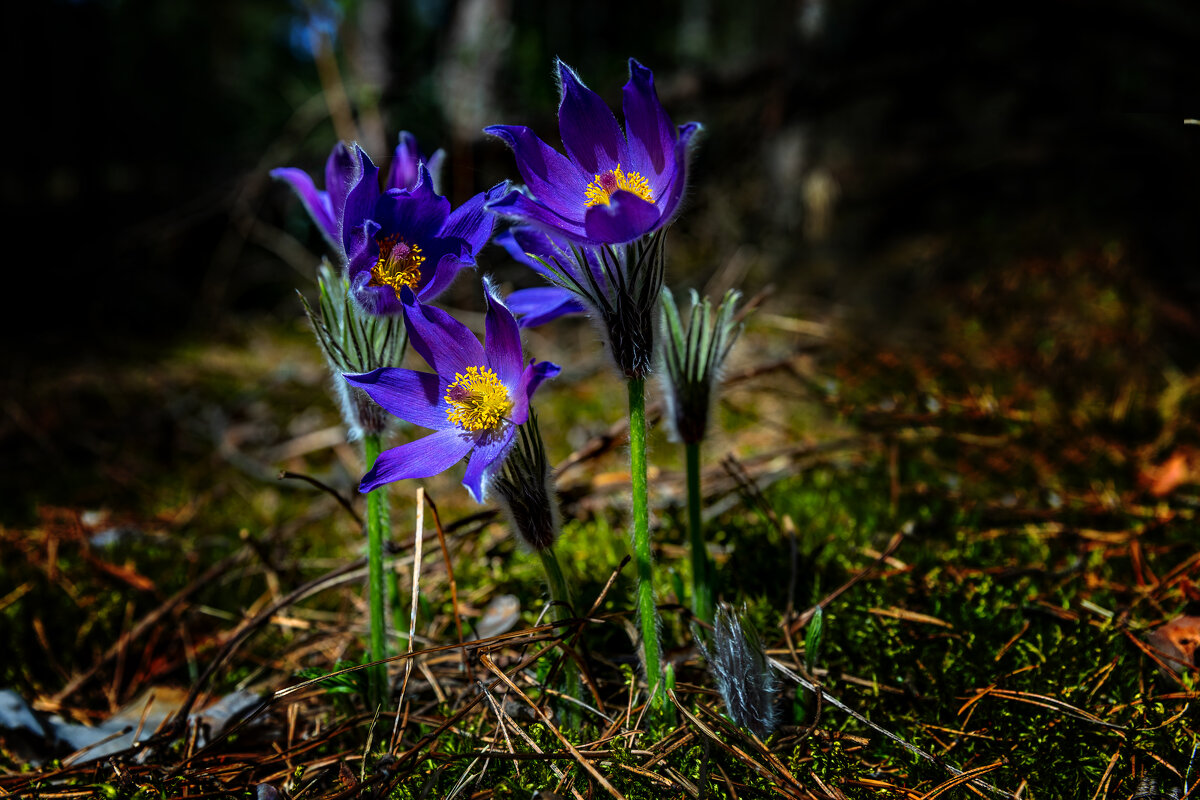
[686,440,714,624]
[362,433,389,710]
[627,377,664,709]
[538,546,582,725]
[539,547,571,620]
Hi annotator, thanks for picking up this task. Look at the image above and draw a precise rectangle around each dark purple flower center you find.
[369,234,426,298]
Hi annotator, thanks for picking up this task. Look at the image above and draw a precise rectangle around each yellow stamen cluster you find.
[369,235,425,298]
[445,366,513,432]
[584,164,652,208]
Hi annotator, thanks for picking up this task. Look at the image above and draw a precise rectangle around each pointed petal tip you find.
[341,368,377,388]
[628,58,652,80]
[481,274,504,305]
[482,184,523,211]
[531,359,563,382]
[485,179,512,201]
[416,162,434,189]
[555,59,591,102]
[352,142,376,169]
[483,124,534,151]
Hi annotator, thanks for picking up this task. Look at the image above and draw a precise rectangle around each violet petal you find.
[461,427,517,503]
[658,122,703,227]
[402,293,486,378]
[340,145,380,256]
[556,60,626,175]
[343,367,451,430]
[513,360,562,425]
[271,167,338,247]
[484,125,589,220]
[345,218,382,279]
[482,278,524,387]
[506,287,586,328]
[622,59,676,178]
[350,269,406,316]
[324,141,360,239]
[486,188,589,242]
[386,131,422,191]
[372,182,451,246]
[360,429,475,493]
[583,190,662,244]
[441,181,507,255]
[415,251,471,302]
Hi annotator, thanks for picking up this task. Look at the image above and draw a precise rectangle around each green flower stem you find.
[538,547,571,621]
[627,377,664,710]
[686,440,714,624]
[363,432,390,710]
[538,546,582,725]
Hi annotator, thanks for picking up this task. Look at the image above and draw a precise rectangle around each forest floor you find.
[2,243,1199,799]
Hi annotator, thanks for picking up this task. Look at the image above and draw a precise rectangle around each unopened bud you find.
[494,412,561,550]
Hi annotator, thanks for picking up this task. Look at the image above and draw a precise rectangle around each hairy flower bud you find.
[658,288,744,444]
[697,604,780,738]
[300,260,407,439]
[493,413,561,550]
[521,229,668,379]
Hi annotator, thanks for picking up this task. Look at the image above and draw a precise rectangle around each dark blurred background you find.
[3,0,1200,518]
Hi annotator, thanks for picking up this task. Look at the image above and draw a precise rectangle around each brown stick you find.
[423,491,469,680]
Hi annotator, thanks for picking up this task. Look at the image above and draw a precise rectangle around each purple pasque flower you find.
[343,280,560,502]
[341,148,507,316]
[485,58,701,246]
[271,131,446,257]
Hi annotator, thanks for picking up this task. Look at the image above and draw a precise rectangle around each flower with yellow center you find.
[584,164,652,208]
[342,279,560,502]
[444,366,513,432]
[485,59,700,244]
[368,234,425,298]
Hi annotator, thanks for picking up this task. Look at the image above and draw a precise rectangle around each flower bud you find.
[299,260,407,438]
[658,288,744,444]
[522,229,668,379]
[493,413,561,550]
[697,604,780,738]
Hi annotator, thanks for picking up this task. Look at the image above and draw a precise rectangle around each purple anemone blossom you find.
[271,132,444,257]
[341,148,508,315]
[343,280,560,502]
[485,58,701,245]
